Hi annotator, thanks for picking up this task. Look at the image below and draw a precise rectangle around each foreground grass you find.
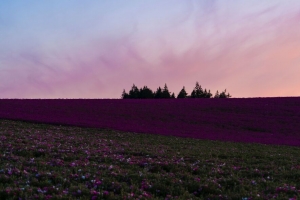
[0,120,299,200]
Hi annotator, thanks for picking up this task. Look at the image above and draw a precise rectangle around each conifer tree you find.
[177,86,188,98]
[171,92,175,98]
[121,89,129,99]
[162,83,171,98]
[128,84,140,98]
[214,90,220,98]
[191,82,204,98]
[139,86,154,99]
[203,89,212,98]
[219,89,231,98]
[154,87,163,98]
[207,89,212,98]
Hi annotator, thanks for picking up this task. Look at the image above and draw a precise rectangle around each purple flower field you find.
[0,97,299,147]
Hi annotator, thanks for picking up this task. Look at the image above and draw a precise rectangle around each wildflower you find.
[251,180,256,185]
[290,186,296,190]
[91,190,99,195]
[95,180,102,185]
[143,191,151,197]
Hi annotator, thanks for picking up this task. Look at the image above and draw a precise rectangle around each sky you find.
[1,0,300,99]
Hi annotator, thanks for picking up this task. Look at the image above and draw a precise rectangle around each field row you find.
[0,120,299,199]
[0,98,300,146]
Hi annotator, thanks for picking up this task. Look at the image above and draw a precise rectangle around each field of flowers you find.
[0,98,300,146]
[0,119,299,199]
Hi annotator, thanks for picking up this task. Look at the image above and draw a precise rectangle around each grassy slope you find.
[0,119,300,199]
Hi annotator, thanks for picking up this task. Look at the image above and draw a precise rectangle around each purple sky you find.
[1,1,300,98]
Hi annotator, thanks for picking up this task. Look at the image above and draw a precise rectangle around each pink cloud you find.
[1,1,300,98]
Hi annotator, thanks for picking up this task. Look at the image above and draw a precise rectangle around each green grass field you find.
[0,119,299,199]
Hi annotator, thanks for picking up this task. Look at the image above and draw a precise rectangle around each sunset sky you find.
[1,0,300,98]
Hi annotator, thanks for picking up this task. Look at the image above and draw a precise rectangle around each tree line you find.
[121,82,231,99]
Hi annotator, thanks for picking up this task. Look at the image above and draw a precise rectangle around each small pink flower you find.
[95,180,102,185]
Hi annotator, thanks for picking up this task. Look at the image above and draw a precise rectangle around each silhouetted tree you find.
[154,87,163,98]
[139,86,154,99]
[162,83,171,98]
[122,83,232,99]
[214,90,220,98]
[128,84,140,98]
[203,89,213,98]
[219,89,231,98]
[171,92,175,98]
[191,82,204,98]
[177,86,188,98]
[121,89,129,99]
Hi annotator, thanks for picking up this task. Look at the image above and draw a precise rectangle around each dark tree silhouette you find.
[121,82,232,99]
[203,89,213,98]
[214,90,220,98]
[121,89,129,99]
[128,84,140,99]
[161,83,171,98]
[171,92,175,98]
[177,86,188,98]
[219,89,231,98]
[154,87,163,98]
[139,86,154,99]
[191,82,204,98]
